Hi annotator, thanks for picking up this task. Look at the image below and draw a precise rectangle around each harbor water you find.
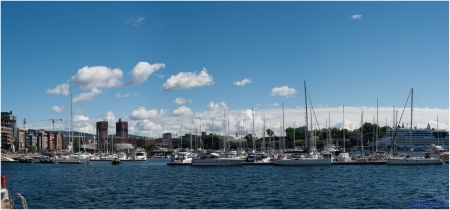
[1,159,448,209]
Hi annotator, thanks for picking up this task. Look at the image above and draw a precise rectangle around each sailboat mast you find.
[294,121,296,149]
[252,106,255,152]
[282,103,285,151]
[361,111,363,154]
[376,98,378,152]
[304,81,309,154]
[70,90,73,154]
[263,116,265,153]
[410,88,413,153]
[343,106,345,153]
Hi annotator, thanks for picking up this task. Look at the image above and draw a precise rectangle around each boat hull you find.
[386,157,443,165]
[56,158,89,164]
[191,158,244,166]
[274,158,332,166]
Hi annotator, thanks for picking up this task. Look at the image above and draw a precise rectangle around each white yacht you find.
[134,148,147,161]
[425,144,449,163]
[274,149,332,166]
[337,152,352,162]
[255,152,271,163]
[191,152,244,166]
[169,151,193,164]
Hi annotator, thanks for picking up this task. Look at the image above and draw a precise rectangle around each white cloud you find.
[105,111,116,122]
[70,66,123,89]
[270,86,297,98]
[51,106,65,113]
[174,97,187,104]
[233,78,252,86]
[115,93,130,98]
[268,103,279,107]
[130,107,164,120]
[171,106,193,116]
[154,74,164,78]
[46,83,70,95]
[351,14,362,19]
[208,101,228,110]
[135,120,163,131]
[73,88,102,103]
[161,68,214,91]
[126,17,145,26]
[25,105,449,140]
[122,62,165,87]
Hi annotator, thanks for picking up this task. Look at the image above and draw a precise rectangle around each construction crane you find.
[42,119,62,131]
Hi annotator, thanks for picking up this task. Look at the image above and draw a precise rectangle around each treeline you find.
[143,123,392,151]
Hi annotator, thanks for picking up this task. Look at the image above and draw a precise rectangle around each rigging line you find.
[306,92,323,140]
[389,90,411,152]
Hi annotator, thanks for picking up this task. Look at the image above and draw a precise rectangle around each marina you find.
[1,158,448,209]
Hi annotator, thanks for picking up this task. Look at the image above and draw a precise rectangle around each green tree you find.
[27,145,36,152]
[144,144,156,151]
[285,127,295,142]
[266,129,274,137]
[73,137,80,147]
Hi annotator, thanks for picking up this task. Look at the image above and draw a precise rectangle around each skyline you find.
[1,2,448,138]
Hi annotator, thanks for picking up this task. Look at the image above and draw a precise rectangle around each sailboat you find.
[56,90,89,164]
[386,89,443,165]
[274,81,332,166]
[338,106,351,162]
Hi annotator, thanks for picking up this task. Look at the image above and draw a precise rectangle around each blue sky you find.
[1,1,449,138]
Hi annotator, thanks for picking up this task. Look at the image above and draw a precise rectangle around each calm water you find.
[1,159,448,209]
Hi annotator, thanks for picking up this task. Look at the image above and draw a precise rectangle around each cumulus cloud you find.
[351,14,362,19]
[174,97,186,104]
[105,111,116,122]
[270,86,297,97]
[233,78,252,86]
[171,106,193,116]
[115,93,130,98]
[46,83,70,95]
[135,120,163,131]
[161,68,214,91]
[122,62,165,87]
[130,107,164,120]
[51,106,65,113]
[268,103,279,107]
[70,66,123,89]
[73,88,102,103]
[126,17,145,26]
[208,101,228,110]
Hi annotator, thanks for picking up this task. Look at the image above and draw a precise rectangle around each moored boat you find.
[18,156,34,163]
[191,152,244,166]
[112,158,121,165]
[134,148,147,161]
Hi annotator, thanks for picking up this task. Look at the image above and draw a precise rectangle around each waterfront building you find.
[1,111,17,150]
[96,121,108,147]
[15,128,26,153]
[116,119,128,138]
